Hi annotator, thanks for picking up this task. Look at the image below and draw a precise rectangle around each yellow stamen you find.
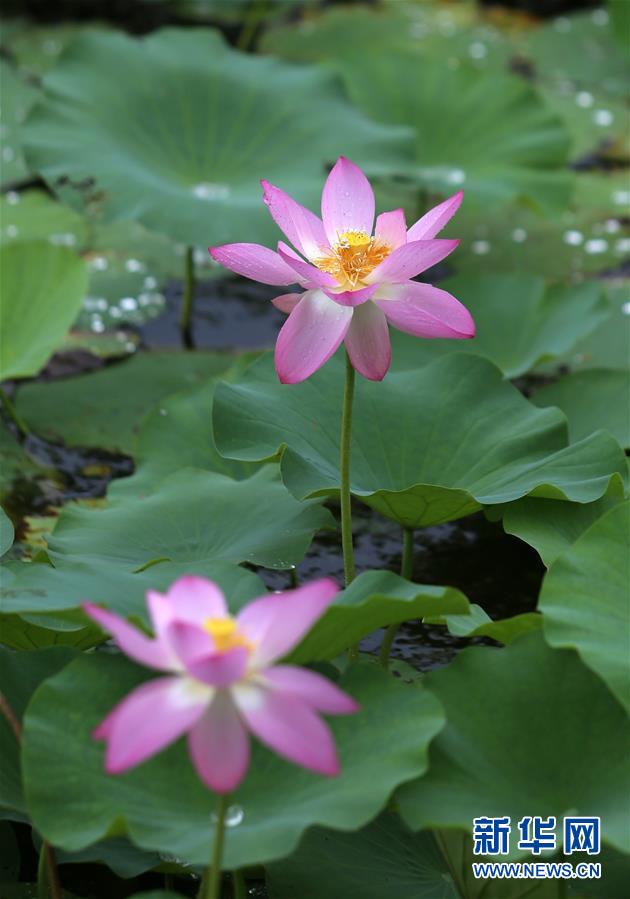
[315,230,391,290]
[203,617,253,653]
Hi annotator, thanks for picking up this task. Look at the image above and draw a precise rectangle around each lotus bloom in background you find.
[210,156,474,383]
[84,576,357,793]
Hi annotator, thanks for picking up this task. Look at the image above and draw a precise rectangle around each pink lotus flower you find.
[83,576,357,793]
[210,156,474,384]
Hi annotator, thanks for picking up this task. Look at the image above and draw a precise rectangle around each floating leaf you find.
[22,657,444,868]
[266,811,457,899]
[532,369,630,449]
[389,275,610,378]
[0,60,39,187]
[287,570,470,664]
[23,28,410,247]
[397,633,630,856]
[0,646,77,815]
[0,241,88,381]
[539,501,630,713]
[16,351,236,454]
[0,190,87,248]
[44,466,334,572]
[327,47,571,212]
[214,352,627,529]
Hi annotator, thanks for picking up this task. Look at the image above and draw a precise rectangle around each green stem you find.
[0,387,29,437]
[340,351,356,587]
[379,527,414,669]
[232,869,247,899]
[203,793,229,899]
[180,245,196,349]
[37,841,61,899]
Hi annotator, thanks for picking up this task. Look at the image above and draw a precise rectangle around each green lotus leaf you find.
[539,84,629,162]
[0,241,89,381]
[42,466,334,572]
[213,352,628,529]
[109,371,260,501]
[501,494,623,567]
[22,656,444,869]
[532,369,630,449]
[23,27,411,247]
[266,812,457,899]
[557,285,630,373]
[0,60,39,187]
[539,501,630,713]
[427,606,542,645]
[286,570,470,664]
[0,190,87,248]
[0,645,77,815]
[1,556,264,622]
[0,510,13,558]
[16,351,237,454]
[388,275,610,378]
[326,47,572,213]
[397,633,630,856]
[0,421,52,505]
[0,608,101,651]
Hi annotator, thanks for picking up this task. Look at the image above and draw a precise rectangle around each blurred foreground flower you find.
[84,576,357,793]
[210,156,474,383]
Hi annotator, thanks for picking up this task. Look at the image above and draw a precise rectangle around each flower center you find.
[203,617,253,654]
[315,230,391,290]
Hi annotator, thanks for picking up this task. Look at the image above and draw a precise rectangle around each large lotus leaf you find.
[286,570,470,664]
[327,48,571,213]
[427,606,542,645]
[266,812,457,899]
[397,633,630,856]
[1,556,265,623]
[558,284,630,372]
[22,28,411,247]
[0,241,89,381]
[0,646,77,815]
[502,494,623,567]
[521,11,629,98]
[539,84,629,162]
[22,656,444,869]
[44,466,334,571]
[387,275,610,378]
[0,60,39,187]
[110,372,260,500]
[450,173,630,280]
[539,501,630,713]
[213,352,628,529]
[532,369,630,449]
[15,351,236,454]
[0,190,87,248]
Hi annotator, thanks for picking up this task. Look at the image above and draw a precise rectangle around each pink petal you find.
[185,647,249,688]
[321,156,375,246]
[323,283,378,307]
[164,620,213,666]
[237,578,338,666]
[188,692,250,793]
[366,239,459,285]
[234,684,339,776]
[375,209,407,249]
[161,576,227,626]
[376,280,475,339]
[209,243,300,286]
[83,603,173,671]
[100,676,208,773]
[407,191,464,241]
[277,244,338,291]
[261,665,359,715]
[274,290,352,384]
[344,301,391,381]
[262,180,329,260]
[272,293,301,314]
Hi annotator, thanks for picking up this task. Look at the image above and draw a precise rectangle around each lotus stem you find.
[379,527,414,669]
[201,792,229,899]
[340,351,356,587]
[233,869,247,899]
[0,387,29,438]
[180,245,196,349]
